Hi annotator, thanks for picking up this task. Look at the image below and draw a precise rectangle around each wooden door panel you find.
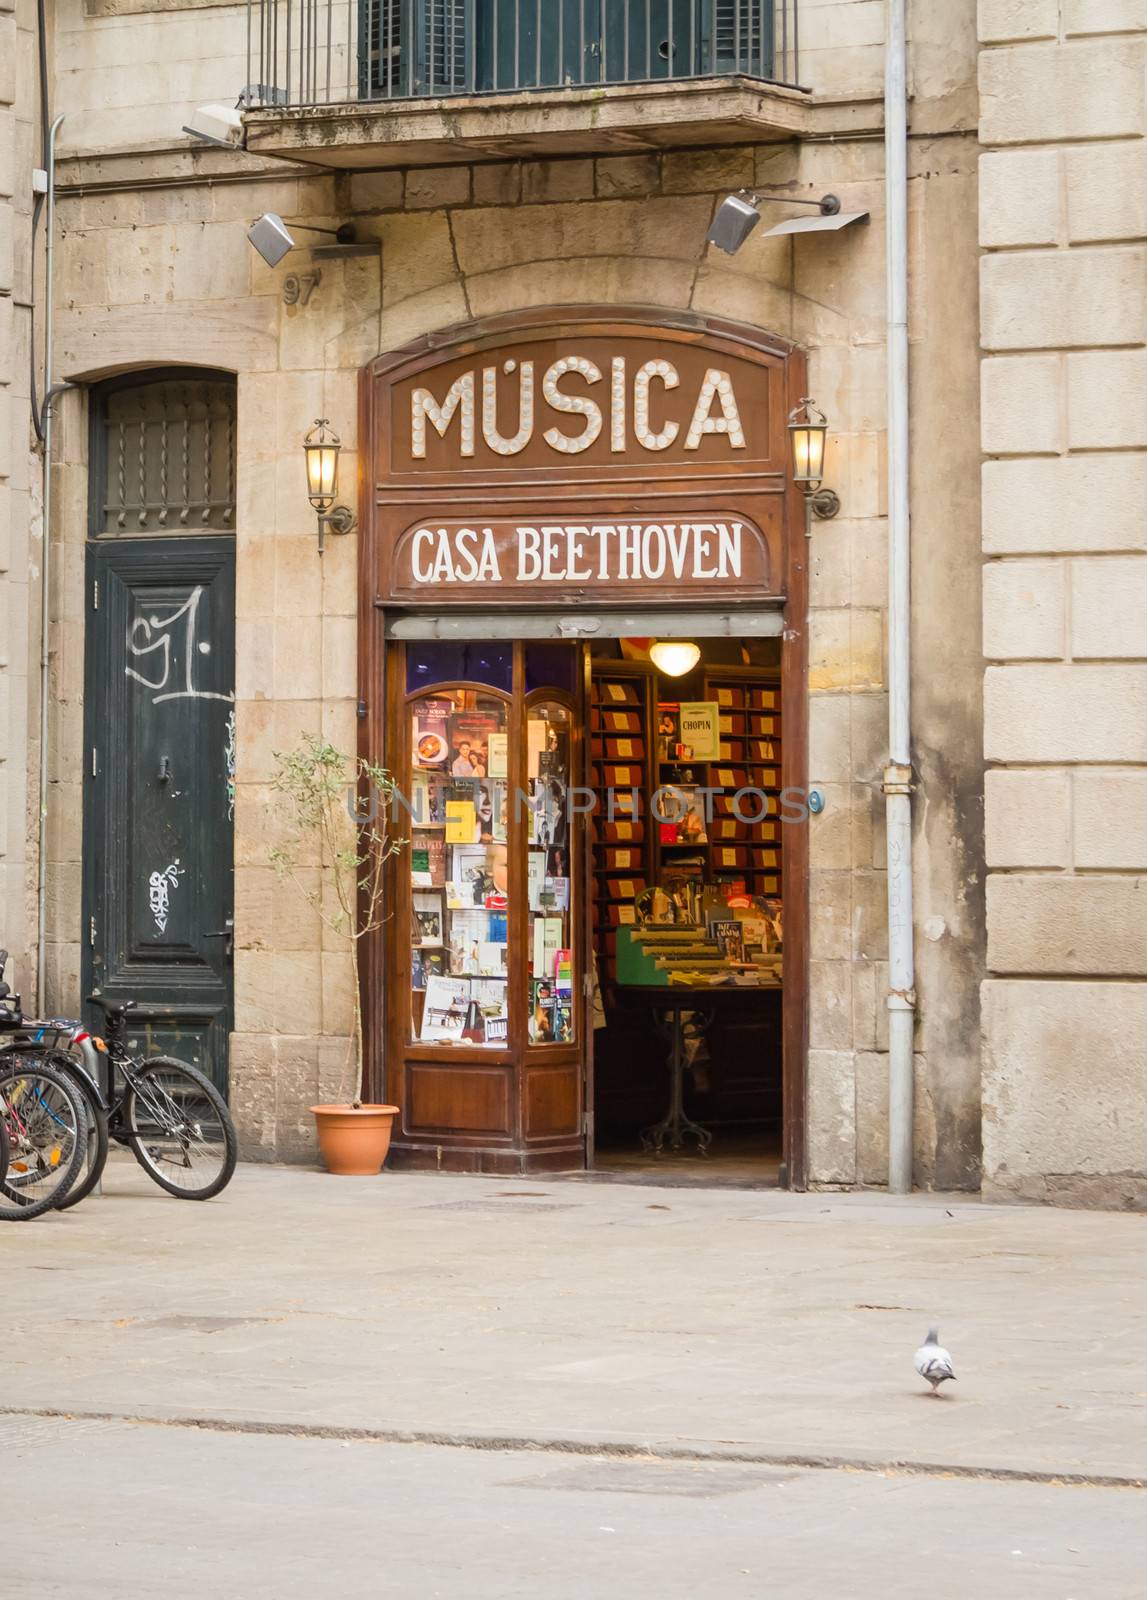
[83,537,236,1095]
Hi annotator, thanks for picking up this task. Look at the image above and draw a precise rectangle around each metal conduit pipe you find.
[36,114,67,1011]
[884,0,916,1193]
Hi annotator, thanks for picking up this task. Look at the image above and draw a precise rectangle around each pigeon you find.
[914,1327,956,1396]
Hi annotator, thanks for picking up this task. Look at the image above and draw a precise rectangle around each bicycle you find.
[54,995,237,1205]
[0,954,89,1220]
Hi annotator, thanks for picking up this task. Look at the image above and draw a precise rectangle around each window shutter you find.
[711,1,771,77]
[416,0,473,94]
[360,0,403,98]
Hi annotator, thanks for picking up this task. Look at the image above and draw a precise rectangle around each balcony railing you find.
[244,1,800,110]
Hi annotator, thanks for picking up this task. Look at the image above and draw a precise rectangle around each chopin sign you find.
[369,316,790,604]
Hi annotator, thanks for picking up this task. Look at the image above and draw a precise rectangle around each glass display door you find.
[385,640,587,1173]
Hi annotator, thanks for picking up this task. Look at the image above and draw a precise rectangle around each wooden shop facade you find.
[358,307,810,1183]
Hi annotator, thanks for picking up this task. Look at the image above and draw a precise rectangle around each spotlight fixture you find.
[649,640,701,678]
[707,190,869,255]
[182,103,243,149]
[247,212,358,268]
[303,419,357,554]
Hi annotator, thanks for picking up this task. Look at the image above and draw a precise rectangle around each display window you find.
[408,684,511,1048]
[397,643,583,1064]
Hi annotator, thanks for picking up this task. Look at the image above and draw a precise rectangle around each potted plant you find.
[270,735,403,1174]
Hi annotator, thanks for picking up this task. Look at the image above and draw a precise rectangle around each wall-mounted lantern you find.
[787,397,840,524]
[303,418,356,554]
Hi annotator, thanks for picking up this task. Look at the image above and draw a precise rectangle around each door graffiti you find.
[125,585,234,704]
[82,537,236,1094]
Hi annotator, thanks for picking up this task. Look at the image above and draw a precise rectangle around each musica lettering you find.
[408,357,748,460]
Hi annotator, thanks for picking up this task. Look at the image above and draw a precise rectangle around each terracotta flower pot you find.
[310,1104,399,1176]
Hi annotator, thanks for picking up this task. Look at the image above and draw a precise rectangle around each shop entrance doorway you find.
[587,637,786,1186]
[360,304,811,1185]
[378,619,801,1186]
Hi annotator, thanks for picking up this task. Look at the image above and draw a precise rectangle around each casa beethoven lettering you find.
[391,517,771,601]
[368,320,790,606]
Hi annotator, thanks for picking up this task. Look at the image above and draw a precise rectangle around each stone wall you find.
[39,0,986,1184]
[979,0,1147,1208]
[0,0,38,1004]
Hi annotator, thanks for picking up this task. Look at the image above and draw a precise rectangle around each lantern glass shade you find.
[649,640,701,678]
[788,399,828,488]
[304,419,341,512]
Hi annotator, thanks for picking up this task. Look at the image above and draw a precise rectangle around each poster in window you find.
[413,891,444,946]
[420,975,471,1042]
[412,948,446,990]
[449,712,500,779]
[487,731,508,779]
[412,699,451,769]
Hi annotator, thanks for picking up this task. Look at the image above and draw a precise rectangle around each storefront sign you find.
[366,310,793,606]
[407,356,747,463]
[389,515,774,601]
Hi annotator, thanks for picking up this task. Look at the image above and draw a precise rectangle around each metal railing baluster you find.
[244,0,794,106]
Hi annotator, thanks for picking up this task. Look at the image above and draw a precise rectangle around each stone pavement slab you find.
[3,1162,1146,1482]
[7,1414,1146,1600]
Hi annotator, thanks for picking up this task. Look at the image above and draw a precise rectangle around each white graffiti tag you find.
[224,708,237,821]
[149,859,184,935]
[126,586,234,705]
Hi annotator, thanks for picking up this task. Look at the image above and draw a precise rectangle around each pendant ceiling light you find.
[649,640,701,678]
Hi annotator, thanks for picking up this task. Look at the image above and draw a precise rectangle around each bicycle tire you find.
[0,1056,88,1220]
[125,1056,237,1200]
[52,1063,110,1211]
[0,1113,8,1188]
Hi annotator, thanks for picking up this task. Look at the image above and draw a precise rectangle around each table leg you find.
[640,1005,714,1155]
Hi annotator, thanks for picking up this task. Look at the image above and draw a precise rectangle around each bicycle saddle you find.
[86,995,137,1020]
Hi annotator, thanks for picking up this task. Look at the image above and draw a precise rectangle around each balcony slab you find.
[243,76,819,170]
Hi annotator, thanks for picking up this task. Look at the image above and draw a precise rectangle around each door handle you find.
[204,917,234,960]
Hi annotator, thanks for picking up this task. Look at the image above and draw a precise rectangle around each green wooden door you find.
[82,536,236,1094]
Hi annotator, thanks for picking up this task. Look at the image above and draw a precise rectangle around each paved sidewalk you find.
[9,1415,1147,1600]
[4,1162,1146,1483]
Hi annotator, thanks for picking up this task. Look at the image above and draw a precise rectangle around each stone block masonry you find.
[21,0,987,1190]
[979,0,1147,1207]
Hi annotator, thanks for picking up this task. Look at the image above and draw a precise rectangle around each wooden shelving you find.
[589,662,656,985]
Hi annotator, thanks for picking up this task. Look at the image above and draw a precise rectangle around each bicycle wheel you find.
[52,1062,110,1212]
[0,1057,88,1220]
[125,1056,237,1200]
[0,1113,8,1187]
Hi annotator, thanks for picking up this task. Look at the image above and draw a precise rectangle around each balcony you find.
[243,1,810,171]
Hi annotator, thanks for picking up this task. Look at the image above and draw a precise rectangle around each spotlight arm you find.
[739,190,842,216]
[282,221,357,243]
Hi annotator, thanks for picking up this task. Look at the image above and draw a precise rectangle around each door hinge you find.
[357,698,368,721]
[582,971,594,998]
[89,915,97,947]
[91,747,98,777]
[92,578,99,610]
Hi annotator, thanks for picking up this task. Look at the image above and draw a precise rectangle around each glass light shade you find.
[649,640,701,678]
[303,419,341,512]
[788,398,828,488]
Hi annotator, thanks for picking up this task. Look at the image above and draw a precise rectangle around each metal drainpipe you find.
[884,0,916,1193]
[35,113,67,1011]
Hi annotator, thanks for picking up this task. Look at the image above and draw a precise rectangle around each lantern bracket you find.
[809,488,841,521]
